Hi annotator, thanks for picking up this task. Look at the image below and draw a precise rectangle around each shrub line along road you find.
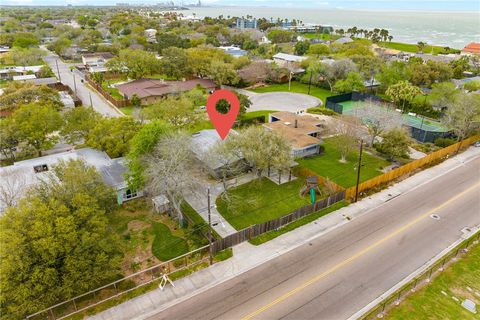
[42,47,123,117]
[142,153,480,320]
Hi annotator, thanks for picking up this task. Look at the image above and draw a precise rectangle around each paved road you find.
[148,157,480,320]
[42,48,122,117]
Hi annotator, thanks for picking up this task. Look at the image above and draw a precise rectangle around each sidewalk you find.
[89,147,480,320]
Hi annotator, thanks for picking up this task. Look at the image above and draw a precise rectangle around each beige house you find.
[263,112,328,158]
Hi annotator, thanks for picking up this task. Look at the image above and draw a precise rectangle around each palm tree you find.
[388,35,393,42]
[417,41,426,53]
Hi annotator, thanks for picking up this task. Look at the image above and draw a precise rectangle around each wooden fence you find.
[211,191,346,254]
[85,74,130,108]
[295,166,344,192]
[345,135,480,200]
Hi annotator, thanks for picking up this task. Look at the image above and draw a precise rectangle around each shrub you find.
[307,107,337,116]
[434,137,456,148]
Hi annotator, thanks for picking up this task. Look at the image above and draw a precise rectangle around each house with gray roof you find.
[0,148,142,213]
[190,130,246,179]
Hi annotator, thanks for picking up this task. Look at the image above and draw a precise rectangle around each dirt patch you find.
[127,220,151,232]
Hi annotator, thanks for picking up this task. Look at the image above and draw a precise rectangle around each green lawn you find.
[102,81,124,100]
[151,222,189,261]
[301,33,340,41]
[297,137,391,188]
[250,81,334,105]
[379,41,460,55]
[216,177,311,230]
[387,241,480,319]
[240,110,277,124]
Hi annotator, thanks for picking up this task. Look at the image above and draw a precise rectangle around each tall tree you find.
[160,47,190,80]
[377,127,410,160]
[86,117,139,158]
[11,103,63,157]
[0,160,120,319]
[385,80,422,112]
[442,93,480,141]
[61,107,101,145]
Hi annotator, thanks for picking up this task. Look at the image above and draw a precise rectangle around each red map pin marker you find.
[206,89,240,140]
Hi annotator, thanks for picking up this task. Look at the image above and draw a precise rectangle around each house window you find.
[33,164,49,173]
[123,189,138,200]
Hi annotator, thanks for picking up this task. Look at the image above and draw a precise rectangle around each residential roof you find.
[0,65,43,74]
[13,74,36,81]
[26,77,59,85]
[0,148,128,213]
[462,42,480,55]
[81,52,115,59]
[263,112,326,149]
[452,76,480,87]
[117,78,216,99]
[273,53,308,63]
[190,129,242,171]
[335,37,354,44]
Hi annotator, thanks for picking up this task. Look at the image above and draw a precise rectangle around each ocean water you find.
[179,6,480,49]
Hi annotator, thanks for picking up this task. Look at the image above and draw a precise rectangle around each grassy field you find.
[216,177,312,230]
[102,81,124,100]
[301,33,340,41]
[387,242,480,319]
[379,41,460,55]
[250,81,334,104]
[110,199,206,273]
[297,137,391,188]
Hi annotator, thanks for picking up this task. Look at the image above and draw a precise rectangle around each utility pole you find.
[55,59,61,82]
[207,188,213,265]
[354,139,363,203]
[89,92,93,108]
[307,69,313,95]
[72,74,77,95]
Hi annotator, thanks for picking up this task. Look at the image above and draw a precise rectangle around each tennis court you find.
[339,100,446,132]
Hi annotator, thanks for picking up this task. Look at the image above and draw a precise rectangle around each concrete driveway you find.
[248,92,321,113]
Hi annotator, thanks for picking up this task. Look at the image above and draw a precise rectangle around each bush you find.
[434,137,456,148]
[307,107,337,116]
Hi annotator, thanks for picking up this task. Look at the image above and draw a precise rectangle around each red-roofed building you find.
[116,78,217,105]
[461,42,480,56]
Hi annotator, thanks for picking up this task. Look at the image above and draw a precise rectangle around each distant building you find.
[81,52,114,73]
[116,78,216,105]
[218,46,248,57]
[334,37,354,45]
[0,148,142,212]
[236,17,258,29]
[461,42,480,56]
[0,65,43,80]
[272,53,308,72]
[13,74,36,81]
[263,112,327,158]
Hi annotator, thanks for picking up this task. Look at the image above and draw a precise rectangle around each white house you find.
[0,65,43,80]
[0,148,143,213]
[81,52,115,72]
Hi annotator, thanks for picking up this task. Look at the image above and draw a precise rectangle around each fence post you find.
[72,298,78,311]
[49,308,55,320]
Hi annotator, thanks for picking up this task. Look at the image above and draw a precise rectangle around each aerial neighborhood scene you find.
[0,0,479,319]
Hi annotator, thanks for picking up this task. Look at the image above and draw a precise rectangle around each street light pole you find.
[72,74,77,95]
[354,139,364,203]
[207,188,213,265]
[89,92,93,108]
[307,69,313,95]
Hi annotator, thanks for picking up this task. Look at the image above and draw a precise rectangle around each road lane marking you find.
[241,181,480,320]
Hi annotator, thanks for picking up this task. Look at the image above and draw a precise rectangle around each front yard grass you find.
[101,81,123,100]
[297,137,391,188]
[216,177,312,230]
[110,199,206,274]
[386,241,480,320]
[250,81,334,104]
[379,41,460,55]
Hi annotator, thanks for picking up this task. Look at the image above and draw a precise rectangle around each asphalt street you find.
[42,48,122,117]
[149,157,480,320]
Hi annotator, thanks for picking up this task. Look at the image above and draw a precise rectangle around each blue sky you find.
[4,0,480,11]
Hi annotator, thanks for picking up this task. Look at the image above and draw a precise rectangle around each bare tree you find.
[145,131,197,224]
[442,92,480,141]
[0,168,27,210]
[352,99,404,146]
[331,116,361,163]
[229,126,292,179]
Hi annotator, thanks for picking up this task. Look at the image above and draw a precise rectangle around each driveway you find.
[248,92,321,113]
[42,47,122,117]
